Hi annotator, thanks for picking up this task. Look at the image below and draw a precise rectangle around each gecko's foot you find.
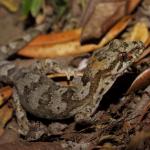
[64,68,77,80]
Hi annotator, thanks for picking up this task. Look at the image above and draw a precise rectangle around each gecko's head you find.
[85,39,144,79]
[110,39,144,64]
[107,39,144,75]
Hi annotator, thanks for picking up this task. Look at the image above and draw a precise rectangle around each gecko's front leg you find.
[13,88,30,135]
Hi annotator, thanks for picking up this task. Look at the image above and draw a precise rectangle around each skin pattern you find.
[0,39,144,134]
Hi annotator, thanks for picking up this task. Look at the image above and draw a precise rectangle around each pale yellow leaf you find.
[125,22,149,44]
[0,0,19,12]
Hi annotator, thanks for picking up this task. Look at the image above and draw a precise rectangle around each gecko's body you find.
[0,40,144,124]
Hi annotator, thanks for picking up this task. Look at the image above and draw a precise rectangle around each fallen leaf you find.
[19,40,99,58]
[0,128,4,137]
[127,131,150,150]
[80,0,127,43]
[138,99,150,122]
[0,86,13,106]
[98,15,132,47]
[124,22,149,45]
[145,34,150,48]
[127,0,142,14]
[18,29,100,58]
[0,141,63,150]
[27,28,81,47]
[126,68,150,94]
[0,104,13,128]
[0,0,19,12]
[136,57,150,66]
[135,47,150,64]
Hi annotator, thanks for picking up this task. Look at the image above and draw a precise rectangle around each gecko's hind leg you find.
[13,88,30,136]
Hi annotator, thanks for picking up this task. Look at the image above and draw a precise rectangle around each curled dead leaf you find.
[81,0,127,43]
[0,86,13,106]
[18,37,99,58]
[127,131,150,150]
[126,68,150,94]
[27,29,81,47]
[124,22,149,45]
[135,47,150,64]
[136,57,150,66]
[0,103,13,128]
[18,28,100,58]
[80,0,141,43]
[98,15,132,47]
[0,128,4,137]
[0,0,19,12]
[145,35,150,48]
[127,0,142,14]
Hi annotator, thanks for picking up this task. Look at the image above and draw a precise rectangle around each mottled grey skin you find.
[0,40,144,127]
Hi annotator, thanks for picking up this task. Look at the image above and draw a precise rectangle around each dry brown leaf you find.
[18,39,99,58]
[18,15,131,58]
[27,28,81,47]
[80,0,141,43]
[0,86,13,106]
[135,47,150,64]
[0,128,4,137]
[145,34,150,48]
[127,0,142,14]
[126,68,150,94]
[0,0,19,12]
[81,0,127,43]
[127,131,150,150]
[0,104,13,128]
[0,141,63,150]
[18,28,101,58]
[98,15,132,47]
[124,22,149,45]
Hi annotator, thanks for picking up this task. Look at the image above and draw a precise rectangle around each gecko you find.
[0,39,144,135]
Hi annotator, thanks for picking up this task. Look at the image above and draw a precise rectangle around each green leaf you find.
[31,0,43,17]
[22,0,32,16]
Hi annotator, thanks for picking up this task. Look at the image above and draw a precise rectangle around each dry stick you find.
[0,18,51,60]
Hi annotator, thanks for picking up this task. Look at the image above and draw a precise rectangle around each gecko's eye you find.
[118,52,131,61]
